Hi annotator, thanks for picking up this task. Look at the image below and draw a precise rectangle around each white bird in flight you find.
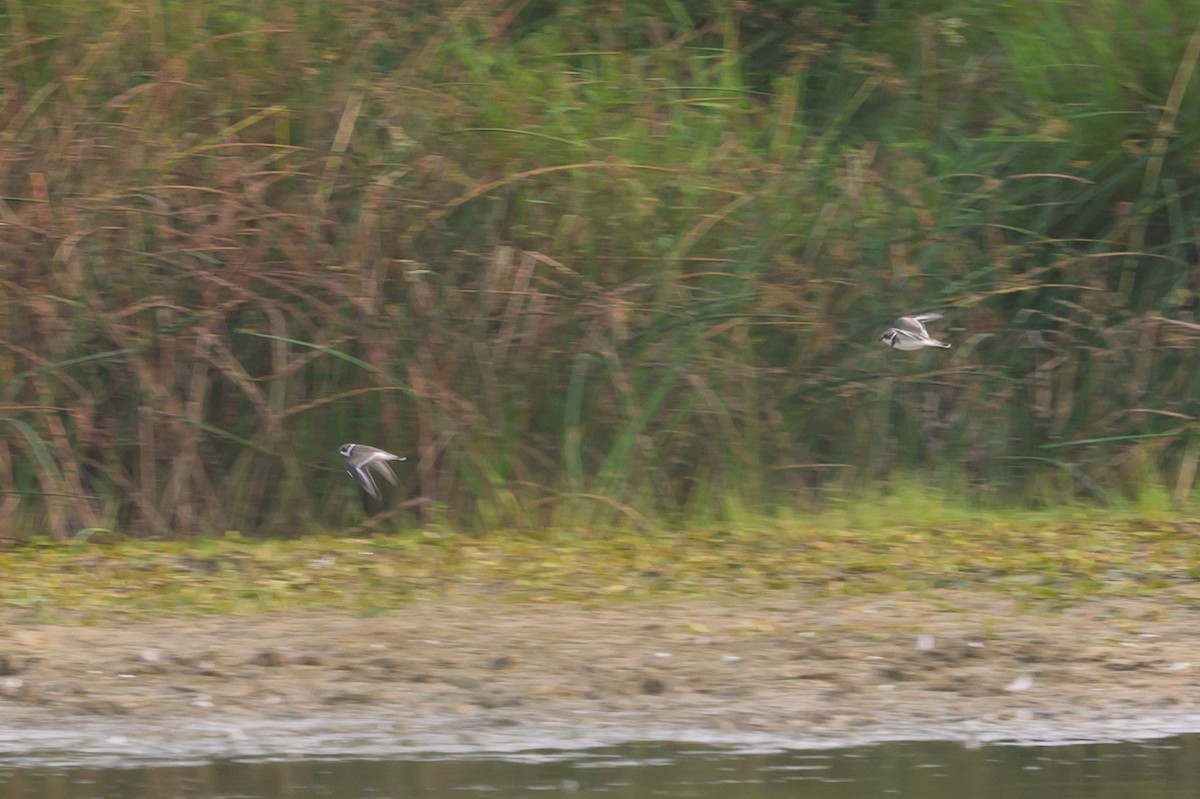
[338,443,407,500]
[880,313,951,351]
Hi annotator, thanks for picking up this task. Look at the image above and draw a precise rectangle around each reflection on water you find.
[1,736,1197,798]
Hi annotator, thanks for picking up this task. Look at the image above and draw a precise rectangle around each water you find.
[1,736,1197,798]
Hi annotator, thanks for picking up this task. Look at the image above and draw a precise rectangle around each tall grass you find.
[1,0,1197,541]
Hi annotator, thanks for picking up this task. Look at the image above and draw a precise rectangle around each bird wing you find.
[364,453,401,488]
[907,313,944,336]
[891,327,930,345]
[364,453,403,484]
[349,462,382,499]
[895,316,931,338]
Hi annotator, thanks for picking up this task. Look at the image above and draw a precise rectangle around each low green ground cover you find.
[4,495,1197,622]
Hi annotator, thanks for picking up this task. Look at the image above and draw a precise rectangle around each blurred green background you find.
[2,0,1198,540]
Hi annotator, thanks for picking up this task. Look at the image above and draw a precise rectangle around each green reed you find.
[1,1,1197,541]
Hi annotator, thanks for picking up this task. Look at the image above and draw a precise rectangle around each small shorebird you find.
[338,443,407,500]
[880,313,951,351]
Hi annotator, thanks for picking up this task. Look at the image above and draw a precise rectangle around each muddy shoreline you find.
[3,591,1200,766]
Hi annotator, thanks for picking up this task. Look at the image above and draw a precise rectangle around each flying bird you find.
[338,443,407,500]
[880,313,951,351]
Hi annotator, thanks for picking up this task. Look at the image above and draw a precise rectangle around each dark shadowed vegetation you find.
[1,0,1198,541]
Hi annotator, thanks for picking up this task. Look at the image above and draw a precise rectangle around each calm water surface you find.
[1,736,1197,798]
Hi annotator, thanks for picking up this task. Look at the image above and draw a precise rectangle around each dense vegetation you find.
[2,1,1198,541]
